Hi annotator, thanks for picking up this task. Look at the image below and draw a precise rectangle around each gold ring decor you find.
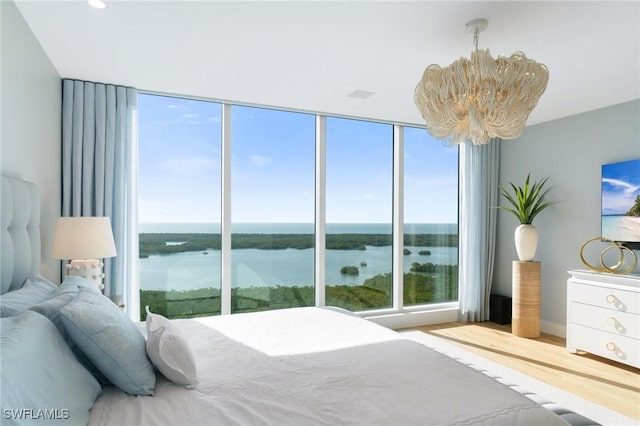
[579,237,638,275]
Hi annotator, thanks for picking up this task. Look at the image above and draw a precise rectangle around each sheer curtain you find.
[458,138,500,322]
[61,79,139,318]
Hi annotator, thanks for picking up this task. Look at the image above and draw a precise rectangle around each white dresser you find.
[566,270,640,368]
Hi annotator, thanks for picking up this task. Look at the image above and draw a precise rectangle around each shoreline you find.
[622,216,640,240]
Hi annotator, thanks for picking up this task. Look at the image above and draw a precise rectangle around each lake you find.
[139,223,458,292]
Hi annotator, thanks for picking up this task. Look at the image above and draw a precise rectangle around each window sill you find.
[357,302,459,329]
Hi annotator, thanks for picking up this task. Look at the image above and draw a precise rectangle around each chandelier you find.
[414,19,549,146]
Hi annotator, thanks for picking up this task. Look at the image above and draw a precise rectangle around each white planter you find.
[515,224,538,261]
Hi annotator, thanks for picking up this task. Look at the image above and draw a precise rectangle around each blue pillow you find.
[60,286,156,396]
[60,275,102,290]
[0,311,101,426]
[0,275,57,317]
[29,276,108,383]
[29,275,102,333]
[29,278,81,335]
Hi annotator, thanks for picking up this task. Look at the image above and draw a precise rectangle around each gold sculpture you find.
[579,237,638,275]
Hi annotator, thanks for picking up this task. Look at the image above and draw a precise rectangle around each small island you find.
[340,265,359,276]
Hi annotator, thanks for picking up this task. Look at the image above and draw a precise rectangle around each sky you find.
[138,93,459,225]
[601,158,640,215]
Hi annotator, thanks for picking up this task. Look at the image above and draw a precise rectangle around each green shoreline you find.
[140,269,458,320]
[139,232,457,257]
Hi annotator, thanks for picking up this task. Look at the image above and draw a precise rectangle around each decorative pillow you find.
[29,277,82,335]
[1,311,101,426]
[60,274,103,291]
[61,287,156,396]
[28,276,108,382]
[145,306,198,387]
[0,275,57,317]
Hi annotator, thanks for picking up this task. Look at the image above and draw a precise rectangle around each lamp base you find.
[66,259,105,290]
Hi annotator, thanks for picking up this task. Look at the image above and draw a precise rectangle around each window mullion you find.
[393,125,404,310]
[221,103,232,315]
[315,115,326,306]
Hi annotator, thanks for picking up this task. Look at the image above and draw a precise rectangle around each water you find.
[139,223,458,291]
[139,222,457,234]
[602,215,640,242]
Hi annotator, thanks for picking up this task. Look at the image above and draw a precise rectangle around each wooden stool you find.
[512,261,541,338]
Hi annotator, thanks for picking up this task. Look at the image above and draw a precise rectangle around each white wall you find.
[1,0,61,282]
[493,100,640,336]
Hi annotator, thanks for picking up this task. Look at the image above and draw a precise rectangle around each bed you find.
[1,175,598,426]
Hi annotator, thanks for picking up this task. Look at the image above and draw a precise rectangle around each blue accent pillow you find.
[1,311,101,426]
[0,275,57,317]
[29,276,108,383]
[29,275,101,330]
[60,286,156,396]
[60,274,102,290]
[29,277,81,335]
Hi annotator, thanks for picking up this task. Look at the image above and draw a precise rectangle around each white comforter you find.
[88,307,569,426]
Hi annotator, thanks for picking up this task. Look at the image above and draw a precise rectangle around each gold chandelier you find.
[414,19,549,146]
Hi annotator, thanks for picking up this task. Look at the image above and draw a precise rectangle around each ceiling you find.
[14,1,640,127]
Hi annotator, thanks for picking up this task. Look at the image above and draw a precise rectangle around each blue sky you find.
[138,93,458,224]
[601,159,640,215]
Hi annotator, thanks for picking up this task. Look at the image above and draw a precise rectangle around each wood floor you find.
[407,321,640,421]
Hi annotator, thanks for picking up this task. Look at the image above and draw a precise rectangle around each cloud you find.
[179,113,221,125]
[166,104,187,110]
[602,178,640,194]
[360,194,374,200]
[250,155,272,167]
[158,156,220,175]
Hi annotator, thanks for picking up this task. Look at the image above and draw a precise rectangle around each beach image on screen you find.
[601,158,640,243]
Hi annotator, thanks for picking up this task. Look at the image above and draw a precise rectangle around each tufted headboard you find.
[1,175,41,294]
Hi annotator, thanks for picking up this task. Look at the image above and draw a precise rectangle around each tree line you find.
[139,268,458,320]
[139,232,457,257]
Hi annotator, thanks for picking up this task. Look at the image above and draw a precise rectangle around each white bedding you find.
[89,307,569,426]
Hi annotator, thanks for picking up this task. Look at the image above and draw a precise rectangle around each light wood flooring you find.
[406,321,640,421]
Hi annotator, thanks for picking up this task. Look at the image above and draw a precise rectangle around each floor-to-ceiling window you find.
[403,126,458,306]
[325,117,393,311]
[138,94,222,319]
[137,93,458,320]
[230,105,316,313]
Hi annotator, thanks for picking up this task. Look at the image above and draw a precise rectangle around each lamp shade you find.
[52,217,117,260]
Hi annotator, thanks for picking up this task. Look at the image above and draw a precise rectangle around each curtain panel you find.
[61,79,138,316]
[458,138,500,322]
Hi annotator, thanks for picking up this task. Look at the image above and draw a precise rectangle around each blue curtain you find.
[458,138,500,322]
[61,80,138,314]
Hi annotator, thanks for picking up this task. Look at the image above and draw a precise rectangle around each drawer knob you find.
[607,317,618,326]
[606,295,617,303]
[606,342,617,351]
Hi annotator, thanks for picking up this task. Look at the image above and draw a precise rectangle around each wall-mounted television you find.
[601,158,640,250]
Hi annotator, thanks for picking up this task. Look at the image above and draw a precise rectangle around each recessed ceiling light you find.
[347,90,375,100]
[88,0,106,9]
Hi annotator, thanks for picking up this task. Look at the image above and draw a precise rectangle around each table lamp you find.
[52,216,117,289]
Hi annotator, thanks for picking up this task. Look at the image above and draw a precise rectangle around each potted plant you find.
[499,173,558,261]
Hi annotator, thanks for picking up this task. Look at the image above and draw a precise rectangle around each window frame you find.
[136,91,460,328]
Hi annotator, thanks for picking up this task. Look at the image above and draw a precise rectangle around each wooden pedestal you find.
[512,261,541,338]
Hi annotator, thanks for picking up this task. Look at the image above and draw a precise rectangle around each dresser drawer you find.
[570,282,639,314]
[570,302,640,338]
[570,324,640,368]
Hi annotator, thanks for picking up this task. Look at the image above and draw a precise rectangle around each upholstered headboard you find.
[1,175,41,294]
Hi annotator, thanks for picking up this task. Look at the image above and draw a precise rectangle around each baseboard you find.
[541,320,566,338]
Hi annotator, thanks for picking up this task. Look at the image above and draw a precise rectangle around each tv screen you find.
[601,158,640,250]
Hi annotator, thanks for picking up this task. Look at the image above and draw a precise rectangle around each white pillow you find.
[145,306,197,387]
